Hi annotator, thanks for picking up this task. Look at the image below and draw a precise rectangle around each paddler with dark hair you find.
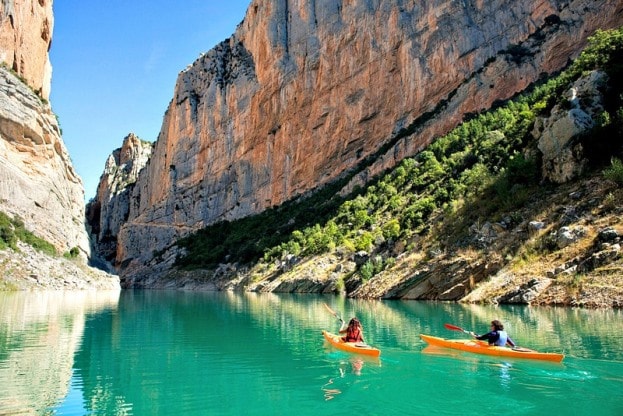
[339,317,365,343]
[471,320,516,347]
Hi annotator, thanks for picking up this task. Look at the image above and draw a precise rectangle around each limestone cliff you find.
[86,133,152,269]
[0,0,53,100]
[0,66,90,256]
[0,0,105,272]
[111,0,623,280]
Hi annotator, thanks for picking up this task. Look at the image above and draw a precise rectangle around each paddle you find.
[445,323,524,349]
[323,303,369,345]
[323,303,344,324]
[444,323,475,336]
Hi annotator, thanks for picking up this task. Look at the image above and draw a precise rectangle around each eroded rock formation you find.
[0,66,89,256]
[86,133,153,268]
[0,0,112,279]
[101,0,623,282]
[535,70,608,183]
[0,0,53,100]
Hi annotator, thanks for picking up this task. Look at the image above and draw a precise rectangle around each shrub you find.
[0,211,56,255]
[360,260,375,280]
[0,212,17,250]
[603,157,623,185]
[382,219,401,240]
[64,247,80,259]
[505,154,539,185]
[354,232,374,252]
[359,255,385,280]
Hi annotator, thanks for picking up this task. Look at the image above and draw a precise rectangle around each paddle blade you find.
[323,303,344,323]
[444,323,465,332]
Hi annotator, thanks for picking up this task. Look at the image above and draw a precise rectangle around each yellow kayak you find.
[322,330,381,357]
[420,334,564,362]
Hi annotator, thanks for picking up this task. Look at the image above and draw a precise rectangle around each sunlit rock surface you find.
[101,0,623,281]
[0,67,90,256]
[0,0,53,99]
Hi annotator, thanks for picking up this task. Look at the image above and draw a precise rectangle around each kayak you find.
[420,334,564,362]
[322,330,381,357]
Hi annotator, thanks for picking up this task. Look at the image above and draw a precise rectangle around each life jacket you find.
[345,326,363,343]
[494,330,509,346]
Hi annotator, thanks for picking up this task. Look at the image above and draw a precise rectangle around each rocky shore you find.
[0,242,120,291]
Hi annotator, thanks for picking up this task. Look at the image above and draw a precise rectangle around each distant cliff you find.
[86,133,153,269]
[92,0,623,281]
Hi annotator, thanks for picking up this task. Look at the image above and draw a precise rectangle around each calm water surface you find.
[0,290,622,415]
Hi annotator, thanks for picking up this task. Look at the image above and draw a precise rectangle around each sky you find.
[49,1,251,201]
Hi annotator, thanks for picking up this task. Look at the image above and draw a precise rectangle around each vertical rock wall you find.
[0,0,92,258]
[0,0,53,100]
[0,67,89,255]
[86,133,153,268]
[115,0,623,277]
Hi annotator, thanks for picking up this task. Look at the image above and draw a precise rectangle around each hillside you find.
[132,28,623,308]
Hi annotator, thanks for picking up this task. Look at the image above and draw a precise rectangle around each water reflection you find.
[321,357,368,401]
[0,291,120,415]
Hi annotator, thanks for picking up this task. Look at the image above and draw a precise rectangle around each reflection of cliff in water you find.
[0,291,121,414]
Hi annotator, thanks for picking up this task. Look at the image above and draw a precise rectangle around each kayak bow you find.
[322,330,381,357]
[420,334,564,362]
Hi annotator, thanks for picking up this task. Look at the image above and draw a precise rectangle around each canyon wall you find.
[86,133,152,268]
[109,0,623,279]
[0,0,93,259]
[0,0,53,100]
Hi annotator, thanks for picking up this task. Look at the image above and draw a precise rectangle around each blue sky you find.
[49,1,251,201]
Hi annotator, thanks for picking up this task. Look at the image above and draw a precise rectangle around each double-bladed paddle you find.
[444,323,527,350]
[444,323,475,336]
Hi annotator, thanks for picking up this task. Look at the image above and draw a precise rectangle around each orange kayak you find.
[322,330,381,357]
[420,334,564,362]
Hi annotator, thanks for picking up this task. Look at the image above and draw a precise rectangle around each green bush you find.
[64,247,80,259]
[354,232,374,252]
[0,211,56,255]
[360,260,374,280]
[603,157,623,185]
[0,212,17,250]
[382,219,401,240]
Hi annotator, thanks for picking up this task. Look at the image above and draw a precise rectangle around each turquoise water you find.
[0,290,622,415]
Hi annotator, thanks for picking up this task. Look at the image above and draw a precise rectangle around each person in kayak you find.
[339,317,365,343]
[471,320,516,347]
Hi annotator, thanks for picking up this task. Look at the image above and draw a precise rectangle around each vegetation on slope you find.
[174,28,623,302]
[0,211,82,259]
[0,211,57,256]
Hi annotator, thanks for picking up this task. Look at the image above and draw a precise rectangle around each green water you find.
[0,290,622,415]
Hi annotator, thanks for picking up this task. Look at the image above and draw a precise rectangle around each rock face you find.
[86,133,153,269]
[0,0,96,263]
[0,0,53,100]
[0,66,90,256]
[535,70,608,183]
[109,0,623,280]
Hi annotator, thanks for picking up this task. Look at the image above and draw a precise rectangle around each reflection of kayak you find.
[420,334,564,362]
[322,330,381,357]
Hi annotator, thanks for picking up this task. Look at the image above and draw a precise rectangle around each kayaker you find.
[339,317,365,343]
[471,320,516,347]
